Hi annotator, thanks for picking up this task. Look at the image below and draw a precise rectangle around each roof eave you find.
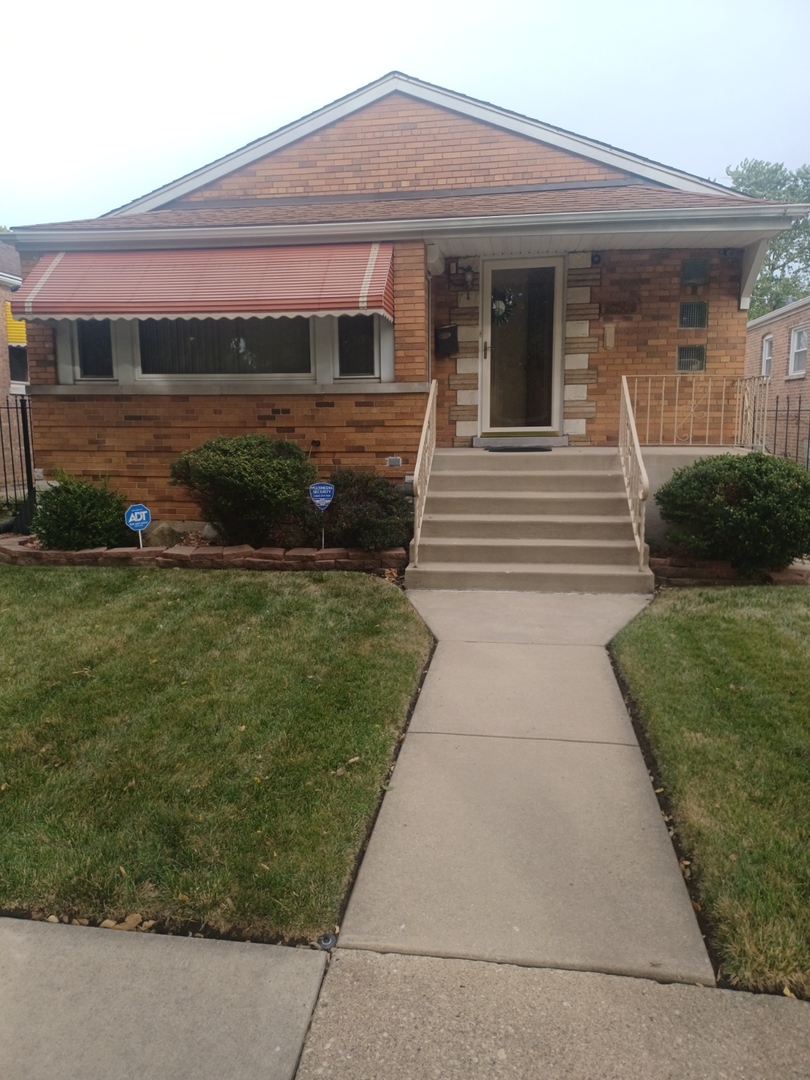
[10,204,807,253]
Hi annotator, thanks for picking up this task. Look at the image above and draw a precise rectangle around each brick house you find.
[745,295,809,464]
[9,74,807,588]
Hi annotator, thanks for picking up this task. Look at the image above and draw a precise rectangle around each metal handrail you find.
[619,376,650,571]
[628,374,770,448]
[411,379,438,567]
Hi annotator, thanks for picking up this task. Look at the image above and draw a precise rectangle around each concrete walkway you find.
[0,918,325,1080]
[299,590,810,1078]
[339,590,712,984]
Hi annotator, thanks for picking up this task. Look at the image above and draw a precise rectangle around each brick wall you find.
[586,249,746,445]
[175,94,628,205]
[745,298,809,400]
[428,248,747,447]
[393,241,429,381]
[31,392,426,518]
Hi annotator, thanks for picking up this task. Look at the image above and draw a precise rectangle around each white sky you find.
[3,0,809,228]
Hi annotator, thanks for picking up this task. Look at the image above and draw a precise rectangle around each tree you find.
[726,160,810,320]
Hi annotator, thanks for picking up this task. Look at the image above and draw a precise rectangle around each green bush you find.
[31,472,131,551]
[170,435,317,547]
[655,452,810,575]
[322,469,413,551]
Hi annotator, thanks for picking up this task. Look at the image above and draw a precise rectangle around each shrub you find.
[324,469,413,551]
[31,472,131,551]
[655,452,810,575]
[170,435,317,547]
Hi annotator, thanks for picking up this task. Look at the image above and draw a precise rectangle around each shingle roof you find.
[26,184,766,233]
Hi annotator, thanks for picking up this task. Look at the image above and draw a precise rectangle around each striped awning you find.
[12,243,395,321]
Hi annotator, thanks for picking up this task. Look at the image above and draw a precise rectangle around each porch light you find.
[462,265,474,297]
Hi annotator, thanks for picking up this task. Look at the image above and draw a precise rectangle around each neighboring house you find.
[9,73,806,531]
[745,295,809,464]
[0,240,23,400]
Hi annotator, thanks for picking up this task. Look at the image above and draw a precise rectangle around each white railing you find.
[736,376,770,449]
[628,374,770,448]
[411,379,438,567]
[619,376,650,571]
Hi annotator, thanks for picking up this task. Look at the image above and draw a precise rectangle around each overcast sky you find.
[3,0,809,228]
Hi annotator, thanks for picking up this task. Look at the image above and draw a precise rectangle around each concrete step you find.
[415,537,640,566]
[429,469,625,493]
[405,561,655,593]
[431,447,622,473]
[420,513,635,541]
[425,491,631,516]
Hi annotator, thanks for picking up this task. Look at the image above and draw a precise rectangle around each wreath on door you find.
[491,288,515,326]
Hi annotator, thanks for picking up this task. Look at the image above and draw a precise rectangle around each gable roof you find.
[107,72,746,217]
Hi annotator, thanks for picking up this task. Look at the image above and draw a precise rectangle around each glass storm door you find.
[485,264,557,431]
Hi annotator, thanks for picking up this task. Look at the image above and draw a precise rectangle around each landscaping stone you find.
[68,547,108,565]
[144,522,182,548]
[189,546,224,569]
[0,539,409,576]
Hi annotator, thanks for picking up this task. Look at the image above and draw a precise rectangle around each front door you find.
[482,259,563,434]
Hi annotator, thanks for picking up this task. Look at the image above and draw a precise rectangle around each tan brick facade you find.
[428,248,747,448]
[175,94,628,205]
[30,392,426,517]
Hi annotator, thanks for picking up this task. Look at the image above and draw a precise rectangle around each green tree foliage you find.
[726,160,810,319]
[170,435,317,547]
[655,453,810,575]
[31,472,131,550]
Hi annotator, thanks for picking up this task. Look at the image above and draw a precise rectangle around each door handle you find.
[483,341,488,359]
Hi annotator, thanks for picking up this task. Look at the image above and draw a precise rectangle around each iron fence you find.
[761,393,810,469]
[0,395,36,531]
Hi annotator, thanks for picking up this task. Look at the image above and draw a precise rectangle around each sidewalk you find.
[338,590,711,983]
[296,590,810,1078]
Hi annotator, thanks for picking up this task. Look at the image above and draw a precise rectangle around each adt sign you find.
[125,504,151,531]
[309,483,335,511]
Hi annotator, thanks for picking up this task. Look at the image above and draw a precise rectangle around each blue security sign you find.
[125,503,151,531]
[309,483,335,511]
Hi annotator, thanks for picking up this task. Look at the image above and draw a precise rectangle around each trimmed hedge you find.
[324,469,413,551]
[170,436,317,548]
[31,473,131,551]
[655,452,810,576]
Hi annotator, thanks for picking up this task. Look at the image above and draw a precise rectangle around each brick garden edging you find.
[0,537,408,573]
[650,555,810,588]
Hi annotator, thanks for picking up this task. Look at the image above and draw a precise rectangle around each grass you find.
[612,587,810,997]
[0,567,431,941]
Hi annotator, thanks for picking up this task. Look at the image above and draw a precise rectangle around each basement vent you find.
[680,258,710,286]
[679,301,708,328]
[677,346,706,372]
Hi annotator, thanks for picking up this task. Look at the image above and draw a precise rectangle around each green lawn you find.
[0,567,431,941]
[612,588,810,997]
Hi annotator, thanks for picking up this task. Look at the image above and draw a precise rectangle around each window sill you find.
[786,373,806,380]
[32,381,431,397]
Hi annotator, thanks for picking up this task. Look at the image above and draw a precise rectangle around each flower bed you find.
[0,536,408,573]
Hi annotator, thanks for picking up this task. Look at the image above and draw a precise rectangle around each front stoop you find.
[406,448,654,593]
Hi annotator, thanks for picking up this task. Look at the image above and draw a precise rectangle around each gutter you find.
[10,204,810,252]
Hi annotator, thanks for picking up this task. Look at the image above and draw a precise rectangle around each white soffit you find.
[108,73,744,217]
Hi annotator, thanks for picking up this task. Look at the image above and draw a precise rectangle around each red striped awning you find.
[12,243,395,321]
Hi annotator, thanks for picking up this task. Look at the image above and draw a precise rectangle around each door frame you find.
[480,256,565,436]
